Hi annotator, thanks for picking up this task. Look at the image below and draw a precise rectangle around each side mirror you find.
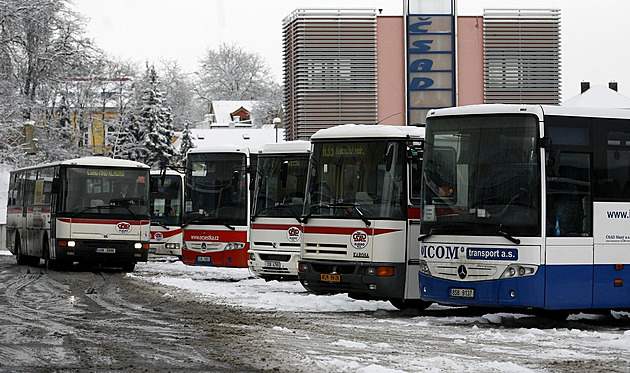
[546,148,562,177]
[51,177,61,194]
[385,143,395,171]
[540,136,552,150]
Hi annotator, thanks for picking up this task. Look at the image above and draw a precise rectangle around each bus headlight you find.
[225,242,245,251]
[165,243,180,250]
[419,260,431,276]
[67,240,76,248]
[134,242,143,249]
[500,264,538,279]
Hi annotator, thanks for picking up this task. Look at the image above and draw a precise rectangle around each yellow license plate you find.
[320,273,340,282]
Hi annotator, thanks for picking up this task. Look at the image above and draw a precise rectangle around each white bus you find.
[6,156,151,271]
[419,104,630,317]
[298,124,429,310]
[182,145,258,267]
[249,141,310,280]
[150,169,184,259]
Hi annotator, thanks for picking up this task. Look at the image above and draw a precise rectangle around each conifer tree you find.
[120,64,176,169]
[177,121,195,165]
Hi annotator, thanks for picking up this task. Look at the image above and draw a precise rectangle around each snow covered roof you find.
[184,125,285,154]
[563,85,630,108]
[209,100,259,123]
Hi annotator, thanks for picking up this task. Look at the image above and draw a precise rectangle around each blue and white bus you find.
[419,104,630,317]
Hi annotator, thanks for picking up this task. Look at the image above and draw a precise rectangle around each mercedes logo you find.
[458,265,467,279]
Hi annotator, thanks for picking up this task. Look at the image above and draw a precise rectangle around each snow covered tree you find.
[158,59,205,131]
[195,42,277,102]
[177,121,195,165]
[120,64,176,170]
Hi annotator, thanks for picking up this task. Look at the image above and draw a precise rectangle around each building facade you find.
[282,2,562,135]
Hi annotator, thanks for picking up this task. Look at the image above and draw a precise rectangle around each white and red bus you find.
[181,145,258,267]
[6,156,151,271]
[249,141,310,280]
[149,169,184,259]
[298,124,429,310]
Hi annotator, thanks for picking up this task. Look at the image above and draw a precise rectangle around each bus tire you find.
[15,235,28,266]
[121,262,136,272]
[389,298,432,312]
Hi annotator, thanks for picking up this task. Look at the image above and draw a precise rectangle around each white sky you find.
[72,0,630,102]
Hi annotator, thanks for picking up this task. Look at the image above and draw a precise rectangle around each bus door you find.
[545,150,593,309]
[591,129,630,308]
[405,146,424,300]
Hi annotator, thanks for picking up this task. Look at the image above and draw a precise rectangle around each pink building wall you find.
[377,16,406,125]
[456,16,484,105]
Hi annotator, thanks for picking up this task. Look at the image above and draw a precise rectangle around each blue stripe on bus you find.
[419,264,630,310]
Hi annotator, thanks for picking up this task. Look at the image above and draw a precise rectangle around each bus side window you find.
[546,152,592,237]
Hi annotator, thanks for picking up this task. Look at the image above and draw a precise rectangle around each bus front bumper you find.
[298,259,405,301]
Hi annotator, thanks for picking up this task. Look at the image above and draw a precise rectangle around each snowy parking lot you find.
[130,256,630,372]
[2,250,630,372]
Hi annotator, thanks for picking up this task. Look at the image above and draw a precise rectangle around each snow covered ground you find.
[127,256,630,372]
[4,250,630,372]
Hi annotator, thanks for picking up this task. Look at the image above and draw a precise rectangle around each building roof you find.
[209,100,259,123]
[563,85,630,108]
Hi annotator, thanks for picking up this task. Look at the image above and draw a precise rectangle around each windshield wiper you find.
[301,204,326,224]
[418,224,521,245]
[326,203,371,227]
[496,224,521,245]
[71,205,116,217]
[183,216,235,231]
[151,220,170,230]
[252,203,302,223]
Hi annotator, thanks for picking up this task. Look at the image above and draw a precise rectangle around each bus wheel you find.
[389,298,432,312]
[121,262,136,272]
[15,236,28,265]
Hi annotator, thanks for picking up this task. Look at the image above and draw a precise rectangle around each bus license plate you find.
[197,256,212,262]
[450,288,475,299]
[265,261,281,268]
[96,248,116,254]
[321,273,340,282]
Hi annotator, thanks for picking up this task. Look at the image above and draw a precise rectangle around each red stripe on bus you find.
[302,226,400,235]
[251,223,302,231]
[7,207,22,213]
[57,218,150,225]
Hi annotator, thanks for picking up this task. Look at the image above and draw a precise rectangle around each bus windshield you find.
[305,141,406,220]
[150,174,183,227]
[253,154,309,219]
[60,166,149,217]
[422,114,540,237]
[184,152,247,226]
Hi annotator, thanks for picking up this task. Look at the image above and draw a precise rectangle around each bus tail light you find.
[376,267,394,276]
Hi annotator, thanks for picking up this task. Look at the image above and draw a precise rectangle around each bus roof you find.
[150,169,184,176]
[11,156,149,173]
[188,144,252,155]
[259,140,310,155]
[427,104,630,121]
[310,124,425,141]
